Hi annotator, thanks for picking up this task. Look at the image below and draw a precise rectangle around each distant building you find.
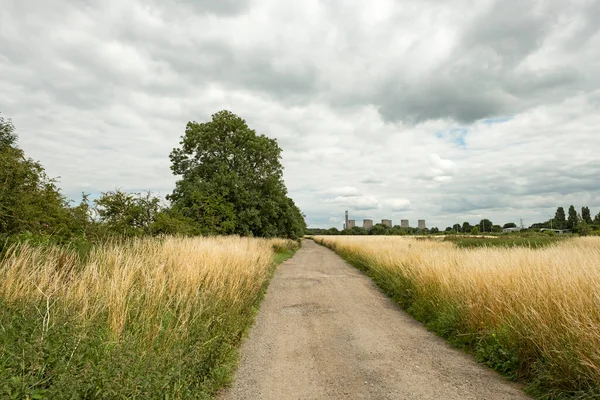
[401,219,409,228]
[363,219,373,230]
[348,220,356,229]
[418,220,426,230]
[502,227,523,233]
[381,219,392,227]
[539,228,571,234]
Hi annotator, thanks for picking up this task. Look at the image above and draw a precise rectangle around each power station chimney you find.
[345,210,349,231]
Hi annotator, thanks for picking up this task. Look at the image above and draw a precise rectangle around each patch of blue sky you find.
[435,127,468,148]
[481,116,513,125]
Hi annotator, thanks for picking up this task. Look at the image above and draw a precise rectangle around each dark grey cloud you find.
[374,0,595,123]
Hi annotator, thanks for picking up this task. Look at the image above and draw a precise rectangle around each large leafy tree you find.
[462,221,472,232]
[168,110,305,239]
[581,206,592,224]
[554,207,566,229]
[567,205,578,230]
[478,219,493,232]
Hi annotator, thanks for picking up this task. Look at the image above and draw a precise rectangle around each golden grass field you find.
[0,236,297,398]
[314,235,600,397]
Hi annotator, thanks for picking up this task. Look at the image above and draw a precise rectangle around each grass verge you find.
[0,236,299,399]
[312,236,600,400]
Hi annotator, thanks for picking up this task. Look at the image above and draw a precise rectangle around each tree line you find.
[0,111,305,250]
[311,208,600,237]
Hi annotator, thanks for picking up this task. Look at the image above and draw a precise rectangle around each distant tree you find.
[594,211,600,225]
[168,110,305,239]
[430,227,440,234]
[577,220,591,236]
[445,226,452,232]
[348,226,368,235]
[530,221,550,230]
[567,205,578,230]
[462,222,472,232]
[479,219,493,232]
[389,225,408,235]
[471,226,480,235]
[452,223,461,232]
[554,207,566,229]
[503,222,517,229]
[582,206,592,224]
[370,223,390,235]
[492,225,502,233]
[326,227,340,235]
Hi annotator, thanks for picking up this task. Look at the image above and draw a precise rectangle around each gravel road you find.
[222,240,528,399]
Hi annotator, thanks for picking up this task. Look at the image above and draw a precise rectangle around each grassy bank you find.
[0,236,298,399]
[313,236,600,399]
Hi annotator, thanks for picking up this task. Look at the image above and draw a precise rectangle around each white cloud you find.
[324,186,360,197]
[383,199,412,212]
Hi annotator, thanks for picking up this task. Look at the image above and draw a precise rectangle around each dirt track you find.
[222,240,528,399]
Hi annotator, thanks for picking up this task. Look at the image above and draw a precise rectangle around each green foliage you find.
[94,190,162,237]
[150,208,200,236]
[471,226,480,235]
[0,114,17,147]
[577,221,591,237]
[0,116,92,249]
[554,207,566,229]
[503,222,517,229]
[346,226,369,235]
[582,207,592,224]
[462,221,472,232]
[478,219,493,232]
[168,110,305,239]
[567,205,578,230]
[370,223,390,235]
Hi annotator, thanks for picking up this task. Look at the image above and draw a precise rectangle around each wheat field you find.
[314,235,600,398]
[0,236,297,398]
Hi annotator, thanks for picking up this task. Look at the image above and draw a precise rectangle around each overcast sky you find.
[2,0,600,229]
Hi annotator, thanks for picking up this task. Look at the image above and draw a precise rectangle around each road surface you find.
[222,240,528,399]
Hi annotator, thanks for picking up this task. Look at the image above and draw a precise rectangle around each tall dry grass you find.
[0,236,297,398]
[315,235,600,398]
